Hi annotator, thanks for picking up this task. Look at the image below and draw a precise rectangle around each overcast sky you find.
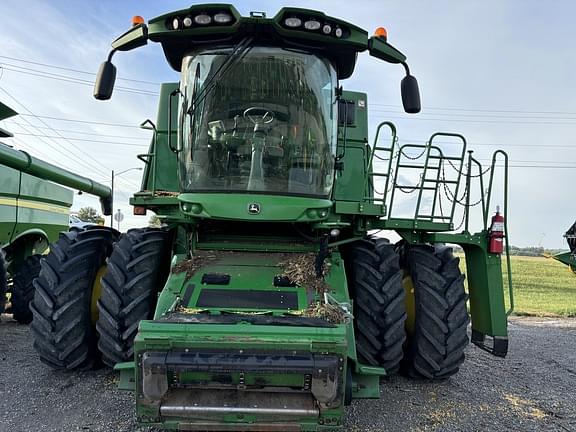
[0,0,574,248]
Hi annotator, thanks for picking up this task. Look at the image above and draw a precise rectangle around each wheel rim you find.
[90,265,107,326]
[402,274,416,335]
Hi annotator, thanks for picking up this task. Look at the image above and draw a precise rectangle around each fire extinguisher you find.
[489,206,505,254]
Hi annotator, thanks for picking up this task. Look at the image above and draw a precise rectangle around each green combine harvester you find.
[31,5,512,430]
[0,102,112,323]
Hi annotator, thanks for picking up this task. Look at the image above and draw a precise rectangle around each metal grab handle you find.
[485,150,513,314]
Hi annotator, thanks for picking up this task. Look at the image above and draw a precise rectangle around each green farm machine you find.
[552,221,576,274]
[0,102,112,323]
[31,5,512,430]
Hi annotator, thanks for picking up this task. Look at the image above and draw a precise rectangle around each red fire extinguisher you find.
[489,206,505,254]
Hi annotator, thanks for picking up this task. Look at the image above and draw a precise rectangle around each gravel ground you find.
[0,316,575,432]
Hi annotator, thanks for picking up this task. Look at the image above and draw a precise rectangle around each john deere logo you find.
[248,203,261,215]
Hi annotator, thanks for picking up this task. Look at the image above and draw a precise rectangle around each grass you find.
[459,255,576,317]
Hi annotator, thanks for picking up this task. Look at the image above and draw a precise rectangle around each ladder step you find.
[394,186,438,190]
[428,155,464,161]
[369,173,389,177]
[415,215,452,221]
[397,164,441,170]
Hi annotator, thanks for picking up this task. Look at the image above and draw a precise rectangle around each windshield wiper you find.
[187,37,254,118]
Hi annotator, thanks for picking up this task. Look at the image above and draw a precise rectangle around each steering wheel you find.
[243,107,275,126]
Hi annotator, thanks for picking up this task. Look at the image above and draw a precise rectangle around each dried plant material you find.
[153,190,180,197]
[302,301,346,324]
[171,251,218,279]
[174,306,207,313]
[278,253,331,294]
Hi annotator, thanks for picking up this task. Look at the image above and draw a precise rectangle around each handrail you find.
[485,150,513,314]
[467,154,487,232]
[428,133,467,225]
[363,121,397,204]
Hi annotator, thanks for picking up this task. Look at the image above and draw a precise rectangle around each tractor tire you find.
[11,254,42,324]
[97,228,171,367]
[345,238,406,375]
[401,244,469,380]
[30,227,117,370]
[0,251,7,314]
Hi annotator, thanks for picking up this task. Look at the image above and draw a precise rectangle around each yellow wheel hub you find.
[402,274,416,335]
[90,265,107,326]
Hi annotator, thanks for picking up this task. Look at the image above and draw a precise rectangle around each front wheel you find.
[401,244,469,380]
[30,227,118,370]
[345,238,407,375]
[97,228,171,367]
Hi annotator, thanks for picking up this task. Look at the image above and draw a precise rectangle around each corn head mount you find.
[31,5,512,431]
[552,221,576,274]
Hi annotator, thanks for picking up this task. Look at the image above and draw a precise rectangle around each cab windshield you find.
[179,46,337,198]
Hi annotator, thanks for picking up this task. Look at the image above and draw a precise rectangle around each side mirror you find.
[94,60,117,100]
[401,74,421,114]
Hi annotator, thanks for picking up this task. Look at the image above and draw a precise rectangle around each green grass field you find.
[460,255,576,317]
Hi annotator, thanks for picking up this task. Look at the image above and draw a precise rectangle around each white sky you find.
[0,1,574,248]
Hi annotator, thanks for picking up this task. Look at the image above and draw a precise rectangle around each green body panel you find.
[463,242,508,337]
[0,162,71,252]
[333,91,369,203]
[140,83,179,194]
[179,193,332,222]
[0,165,19,245]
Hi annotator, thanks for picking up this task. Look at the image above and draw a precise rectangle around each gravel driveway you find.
[1,316,574,432]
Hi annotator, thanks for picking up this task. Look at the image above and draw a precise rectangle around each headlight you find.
[194,14,212,25]
[322,24,332,34]
[284,17,302,28]
[334,27,343,38]
[183,16,193,27]
[171,18,180,30]
[214,13,232,24]
[304,20,321,31]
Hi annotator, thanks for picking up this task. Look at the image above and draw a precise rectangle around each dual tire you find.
[30,227,169,370]
[11,254,42,324]
[0,251,6,314]
[0,252,42,323]
[347,239,469,380]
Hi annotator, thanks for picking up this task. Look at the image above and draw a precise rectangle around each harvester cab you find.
[32,5,512,431]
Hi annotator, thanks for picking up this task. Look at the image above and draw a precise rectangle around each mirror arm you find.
[401,61,411,76]
[106,49,117,63]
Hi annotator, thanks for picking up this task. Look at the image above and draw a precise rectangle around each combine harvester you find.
[0,102,112,323]
[31,5,512,430]
[552,221,576,274]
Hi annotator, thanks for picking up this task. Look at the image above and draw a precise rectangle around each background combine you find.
[0,101,112,323]
[552,221,576,274]
[31,5,512,431]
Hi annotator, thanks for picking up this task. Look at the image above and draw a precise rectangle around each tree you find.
[78,207,104,224]
[149,214,161,228]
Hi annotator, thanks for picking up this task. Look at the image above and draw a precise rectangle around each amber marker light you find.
[132,15,145,26]
[374,27,388,40]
